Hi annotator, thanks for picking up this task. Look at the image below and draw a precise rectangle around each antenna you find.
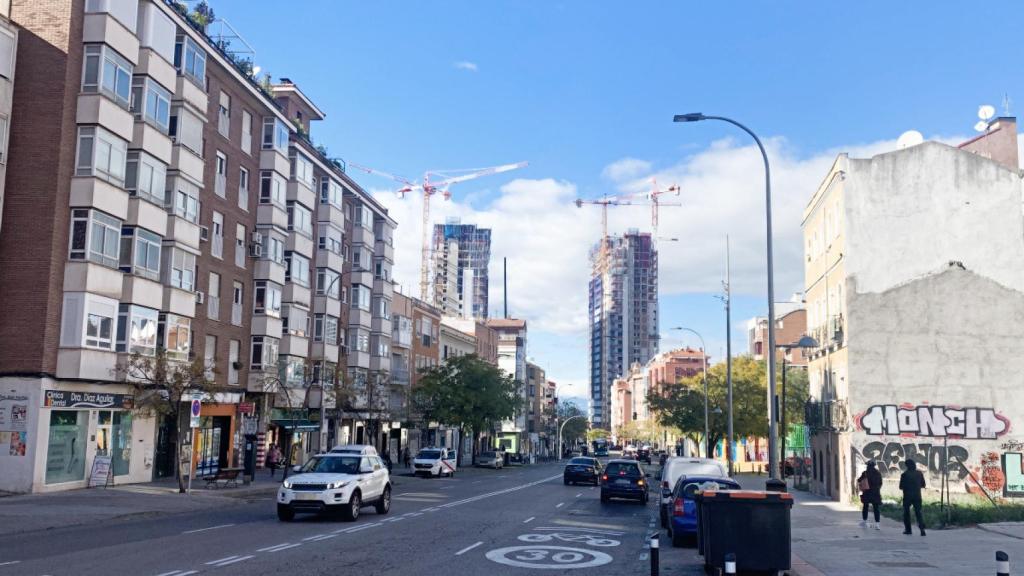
[896,130,924,149]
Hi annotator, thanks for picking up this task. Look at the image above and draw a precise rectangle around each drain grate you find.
[869,561,936,568]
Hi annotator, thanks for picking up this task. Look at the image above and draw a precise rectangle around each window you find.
[283,357,305,387]
[218,91,230,137]
[292,152,314,188]
[282,305,308,338]
[137,1,174,62]
[214,152,227,197]
[250,336,280,370]
[125,151,167,205]
[82,44,132,108]
[174,35,206,86]
[287,201,313,236]
[116,304,158,355]
[119,226,161,281]
[170,178,200,223]
[373,336,389,358]
[207,272,220,321]
[374,259,390,281]
[70,209,121,268]
[228,340,240,385]
[238,167,249,210]
[158,313,191,360]
[46,410,89,484]
[316,268,341,299]
[164,247,196,291]
[235,223,246,268]
[355,204,374,230]
[318,223,343,255]
[350,329,370,353]
[320,178,344,208]
[211,211,223,259]
[61,293,118,351]
[0,27,14,80]
[85,0,138,31]
[263,235,284,264]
[169,108,203,156]
[259,170,285,206]
[76,126,127,186]
[351,247,364,270]
[351,284,371,311]
[374,297,391,320]
[284,252,310,287]
[254,280,282,317]
[241,110,253,155]
[204,335,217,380]
[262,117,289,153]
[231,281,244,326]
[130,76,171,132]
[0,116,7,164]
[314,314,339,344]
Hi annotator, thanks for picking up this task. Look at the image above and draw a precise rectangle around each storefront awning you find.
[271,419,321,432]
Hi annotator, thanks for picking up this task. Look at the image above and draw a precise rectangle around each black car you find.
[637,447,651,464]
[563,457,602,485]
[600,459,650,503]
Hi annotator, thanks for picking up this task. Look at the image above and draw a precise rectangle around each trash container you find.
[695,489,794,574]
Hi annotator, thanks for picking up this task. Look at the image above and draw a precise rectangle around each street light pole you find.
[724,235,734,475]
[775,335,818,481]
[671,327,708,458]
[558,415,587,461]
[674,113,778,479]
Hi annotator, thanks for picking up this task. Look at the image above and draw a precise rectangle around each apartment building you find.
[431,219,491,319]
[588,230,659,428]
[441,316,498,365]
[390,290,413,420]
[0,11,14,236]
[610,363,648,444]
[440,320,476,361]
[486,318,527,452]
[0,1,399,493]
[747,306,808,366]
[803,119,1024,502]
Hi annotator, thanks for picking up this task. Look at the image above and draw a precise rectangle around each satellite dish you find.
[978,105,996,121]
[896,130,924,149]
[974,120,990,133]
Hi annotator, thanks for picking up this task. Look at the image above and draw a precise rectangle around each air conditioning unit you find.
[249,243,263,258]
[195,291,205,304]
[199,226,209,241]
[251,231,263,244]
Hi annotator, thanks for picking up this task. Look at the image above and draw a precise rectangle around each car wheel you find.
[600,492,609,503]
[276,504,294,522]
[375,485,391,515]
[660,506,667,528]
[563,477,570,485]
[342,491,361,522]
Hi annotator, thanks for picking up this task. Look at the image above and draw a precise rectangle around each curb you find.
[791,553,826,576]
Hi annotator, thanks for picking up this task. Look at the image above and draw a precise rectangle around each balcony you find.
[83,12,139,65]
[63,262,123,300]
[165,213,200,250]
[70,177,129,220]
[260,148,289,176]
[283,284,311,308]
[369,354,389,372]
[391,368,410,386]
[349,308,372,329]
[287,181,316,209]
[317,203,345,226]
[121,274,162,309]
[250,315,283,338]
[126,197,167,236]
[77,93,133,142]
[286,232,314,259]
[350,225,374,247]
[371,316,391,335]
[313,295,341,317]
[373,278,393,298]
[253,259,286,285]
[347,350,370,369]
[163,286,195,318]
[315,250,344,274]
[170,144,204,184]
[57,348,118,381]
[280,334,309,358]
[350,269,373,288]
[174,75,208,116]
[135,48,176,95]
[375,239,394,263]
[311,342,339,363]
[257,203,288,230]
[131,120,172,164]
[805,399,849,432]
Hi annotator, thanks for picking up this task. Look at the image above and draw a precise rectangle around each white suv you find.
[277,450,391,522]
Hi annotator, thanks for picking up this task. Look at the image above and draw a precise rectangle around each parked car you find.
[667,475,740,546]
[413,447,458,478]
[476,450,504,469]
[276,452,391,522]
[658,457,728,528]
[600,459,650,503]
[563,457,602,485]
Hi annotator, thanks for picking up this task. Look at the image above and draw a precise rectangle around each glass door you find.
[195,418,222,476]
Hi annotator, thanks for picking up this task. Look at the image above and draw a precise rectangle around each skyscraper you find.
[588,230,659,428]
[431,219,491,319]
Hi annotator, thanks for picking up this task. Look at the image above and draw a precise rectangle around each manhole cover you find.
[869,561,936,568]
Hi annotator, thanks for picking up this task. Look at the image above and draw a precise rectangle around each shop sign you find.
[44,390,133,410]
[238,402,255,415]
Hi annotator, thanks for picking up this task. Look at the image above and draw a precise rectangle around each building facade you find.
[486,318,527,452]
[803,120,1024,503]
[588,230,659,428]
[747,307,808,366]
[431,219,491,319]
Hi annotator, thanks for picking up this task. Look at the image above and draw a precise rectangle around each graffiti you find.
[980,452,1006,493]
[858,404,1009,439]
[1001,439,1024,452]
[857,441,969,480]
[1004,453,1024,497]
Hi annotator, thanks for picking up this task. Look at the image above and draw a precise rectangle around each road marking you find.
[344,522,382,533]
[303,533,330,541]
[534,526,625,536]
[305,534,338,542]
[206,556,240,565]
[575,493,582,498]
[423,507,440,512]
[485,545,612,569]
[549,519,628,532]
[436,474,562,510]
[182,523,235,534]
[455,541,484,556]
[405,512,424,517]
[209,555,254,567]
[0,562,19,568]
[472,480,482,484]
[555,502,564,508]
[257,543,300,552]
[155,571,190,576]
[523,517,535,523]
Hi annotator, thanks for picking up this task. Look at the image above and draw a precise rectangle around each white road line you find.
[405,512,424,517]
[182,523,235,534]
[267,543,302,553]
[575,493,582,498]
[472,480,482,484]
[535,527,625,535]
[210,555,254,567]
[257,543,296,552]
[305,534,338,542]
[302,533,330,541]
[555,502,564,508]
[206,556,239,565]
[0,562,20,568]
[155,571,184,576]
[523,517,535,523]
[455,541,484,556]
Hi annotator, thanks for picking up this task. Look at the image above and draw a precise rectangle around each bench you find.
[203,467,241,489]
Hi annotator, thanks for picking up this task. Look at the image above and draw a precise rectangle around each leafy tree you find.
[412,355,521,463]
[586,428,608,443]
[552,402,588,449]
[116,351,221,493]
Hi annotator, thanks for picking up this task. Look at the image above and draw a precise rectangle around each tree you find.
[412,355,521,463]
[553,402,588,450]
[117,351,220,493]
[586,429,608,443]
[190,1,215,30]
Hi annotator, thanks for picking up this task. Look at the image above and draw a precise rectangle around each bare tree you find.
[116,351,221,493]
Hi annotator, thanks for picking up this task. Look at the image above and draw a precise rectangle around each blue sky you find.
[211,1,1023,407]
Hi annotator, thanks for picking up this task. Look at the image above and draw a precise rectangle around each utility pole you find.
[725,235,734,476]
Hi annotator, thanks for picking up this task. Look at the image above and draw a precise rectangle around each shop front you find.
[269,408,321,469]
[189,400,240,478]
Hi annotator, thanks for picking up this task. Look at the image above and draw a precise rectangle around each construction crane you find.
[648,178,682,241]
[574,192,647,239]
[349,161,528,301]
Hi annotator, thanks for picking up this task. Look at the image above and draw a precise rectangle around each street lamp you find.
[670,327,709,458]
[674,113,780,479]
[775,335,818,480]
[558,415,588,461]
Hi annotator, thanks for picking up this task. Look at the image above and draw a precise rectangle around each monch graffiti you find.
[855,441,970,479]
[858,404,1009,439]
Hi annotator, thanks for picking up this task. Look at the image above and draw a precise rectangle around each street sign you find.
[190,398,201,428]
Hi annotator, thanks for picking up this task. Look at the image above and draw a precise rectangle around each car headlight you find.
[329,481,349,490]
[282,479,292,489]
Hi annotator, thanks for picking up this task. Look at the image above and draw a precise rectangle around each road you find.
[0,461,674,575]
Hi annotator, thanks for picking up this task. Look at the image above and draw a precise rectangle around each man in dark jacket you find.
[858,461,883,528]
[899,459,927,536]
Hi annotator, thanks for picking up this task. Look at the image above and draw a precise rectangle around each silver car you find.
[476,450,504,469]
[658,457,728,528]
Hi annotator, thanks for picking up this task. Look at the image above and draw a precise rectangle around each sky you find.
[209,1,1024,409]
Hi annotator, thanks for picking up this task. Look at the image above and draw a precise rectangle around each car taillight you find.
[673,497,685,516]
[601,474,608,482]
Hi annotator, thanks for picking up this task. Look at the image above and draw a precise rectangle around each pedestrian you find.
[857,461,883,529]
[899,459,927,536]
[402,447,410,469]
[266,443,282,479]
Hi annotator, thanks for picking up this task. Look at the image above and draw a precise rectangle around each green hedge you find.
[879,500,1024,528]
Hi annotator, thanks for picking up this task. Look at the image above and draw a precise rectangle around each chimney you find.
[958,117,1019,171]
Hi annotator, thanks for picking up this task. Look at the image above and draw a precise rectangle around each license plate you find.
[615,479,630,485]
[295,492,319,500]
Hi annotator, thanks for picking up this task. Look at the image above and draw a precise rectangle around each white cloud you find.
[453,61,478,72]
[600,157,652,183]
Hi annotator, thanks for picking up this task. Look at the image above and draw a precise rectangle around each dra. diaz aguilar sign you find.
[44,390,133,410]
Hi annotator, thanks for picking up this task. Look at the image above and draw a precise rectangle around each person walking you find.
[899,459,927,536]
[857,461,883,529]
[266,443,282,479]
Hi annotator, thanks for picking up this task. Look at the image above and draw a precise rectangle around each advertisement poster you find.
[9,431,25,456]
[0,393,29,431]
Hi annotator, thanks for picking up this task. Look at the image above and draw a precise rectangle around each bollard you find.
[997,551,1009,576]
[650,533,659,576]
[724,552,737,574]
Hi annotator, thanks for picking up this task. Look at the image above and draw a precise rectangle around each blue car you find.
[667,475,740,546]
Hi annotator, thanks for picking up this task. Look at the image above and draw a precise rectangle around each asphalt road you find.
[0,461,680,576]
